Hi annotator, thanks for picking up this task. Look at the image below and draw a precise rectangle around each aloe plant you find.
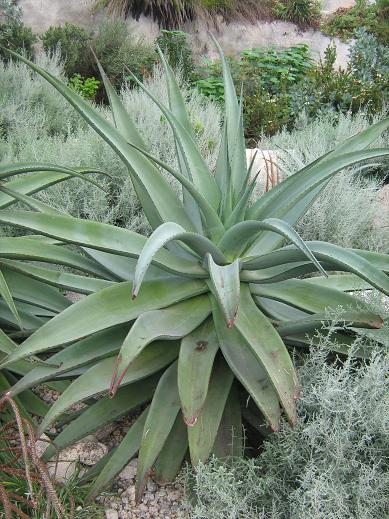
[0,40,389,501]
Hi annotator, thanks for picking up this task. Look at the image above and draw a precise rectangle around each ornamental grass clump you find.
[0,38,388,501]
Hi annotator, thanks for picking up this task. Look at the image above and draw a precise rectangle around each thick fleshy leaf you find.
[42,378,156,460]
[0,278,207,368]
[136,362,181,501]
[86,408,148,501]
[0,162,106,190]
[5,49,195,232]
[276,310,383,336]
[132,222,223,298]
[1,267,70,313]
[37,341,179,435]
[212,383,243,459]
[127,142,225,241]
[0,259,112,294]
[250,279,379,316]
[0,169,103,210]
[0,184,65,216]
[248,114,389,224]
[247,147,389,255]
[245,242,389,297]
[154,412,188,484]
[303,274,374,292]
[210,34,247,200]
[0,236,113,279]
[220,219,326,278]
[8,326,129,397]
[188,354,234,465]
[110,295,211,396]
[0,268,22,329]
[206,255,241,328]
[128,71,221,212]
[236,286,298,425]
[0,211,206,278]
[212,297,281,430]
[178,318,219,426]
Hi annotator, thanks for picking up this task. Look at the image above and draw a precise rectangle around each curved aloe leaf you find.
[86,408,148,501]
[110,295,211,396]
[0,278,206,368]
[212,297,281,431]
[37,341,179,435]
[247,148,389,230]
[2,267,70,313]
[0,211,207,278]
[303,274,374,292]
[0,169,102,210]
[250,279,381,317]
[8,326,129,397]
[0,268,22,329]
[245,242,389,296]
[154,412,188,484]
[128,71,221,212]
[132,222,225,298]
[0,237,114,279]
[127,141,225,241]
[220,219,326,278]
[5,49,195,232]
[0,259,112,294]
[0,184,65,216]
[135,362,181,501]
[276,310,383,337]
[206,255,241,328]
[188,354,234,465]
[0,162,106,190]
[42,379,156,461]
[236,286,299,425]
[178,318,219,426]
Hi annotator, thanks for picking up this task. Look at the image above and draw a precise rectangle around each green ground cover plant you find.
[0,39,388,503]
[187,328,389,519]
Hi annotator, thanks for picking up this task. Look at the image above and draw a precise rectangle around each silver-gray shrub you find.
[259,110,389,253]
[187,331,389,519]
[0,53,222,233]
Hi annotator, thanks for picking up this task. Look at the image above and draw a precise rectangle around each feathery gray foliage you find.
[187,320,389,519]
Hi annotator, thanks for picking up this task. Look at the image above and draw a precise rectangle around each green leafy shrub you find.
[1,43,389,503]
[156,30,195,80]
[95,19,156,89]
[289,42,388,123]
[322,0,389,45]
[187,335,389,519]
[0,1,36,61]
[272,0,321,25]
[41,22,93,78]
[69,74,101,100]
[348,28,389,83]
[196,45,314,136]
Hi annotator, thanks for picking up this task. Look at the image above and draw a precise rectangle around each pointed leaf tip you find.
[184,415,198,427]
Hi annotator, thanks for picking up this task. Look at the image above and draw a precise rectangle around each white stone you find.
[105,509,119,519]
